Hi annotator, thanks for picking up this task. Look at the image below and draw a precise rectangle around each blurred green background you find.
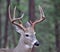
[0,0,60,52]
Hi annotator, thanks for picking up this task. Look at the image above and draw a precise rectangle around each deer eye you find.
[25,34,29,37]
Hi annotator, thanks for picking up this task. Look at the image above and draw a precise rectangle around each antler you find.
[30,5,45,28]
[8,5,26,31]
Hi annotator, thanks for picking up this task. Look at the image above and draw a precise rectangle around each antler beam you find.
[30,5,45,28]
[8,5,26,31]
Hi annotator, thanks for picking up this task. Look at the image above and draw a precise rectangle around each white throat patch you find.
[25,45,33,48]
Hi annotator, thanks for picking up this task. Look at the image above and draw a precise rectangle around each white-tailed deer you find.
[0,5,45,52]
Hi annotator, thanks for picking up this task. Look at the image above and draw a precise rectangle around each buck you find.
[0,5,45,52]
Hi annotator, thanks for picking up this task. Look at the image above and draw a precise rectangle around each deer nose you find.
[34,41,40,46]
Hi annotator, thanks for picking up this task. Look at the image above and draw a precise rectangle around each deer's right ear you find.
[14,25,24,34]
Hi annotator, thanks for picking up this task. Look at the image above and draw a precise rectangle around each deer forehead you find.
[25,27,36,35]
[25,32,36,35]
[27,27,35,31]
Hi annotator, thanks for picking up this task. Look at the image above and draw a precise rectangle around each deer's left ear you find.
[14,25,25,34]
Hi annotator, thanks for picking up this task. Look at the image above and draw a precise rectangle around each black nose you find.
[34,42,40,46]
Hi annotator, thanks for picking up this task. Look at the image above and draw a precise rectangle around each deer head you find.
[8,5,45,48]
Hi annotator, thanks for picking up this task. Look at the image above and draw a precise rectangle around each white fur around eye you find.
[25,33,30,35]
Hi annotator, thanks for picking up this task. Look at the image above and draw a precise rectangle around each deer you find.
[0,5,45,52]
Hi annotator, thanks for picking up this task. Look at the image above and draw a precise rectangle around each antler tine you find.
[30,5,45,28]
[39,5,45,18]
[12,6,24,23]
[8,5,17,23]
[20,13,24,19]
[13,6,16,19]
[8,5,26,31]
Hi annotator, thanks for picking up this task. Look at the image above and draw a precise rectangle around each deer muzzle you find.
[32,40,40,47]
[34,41,40,46]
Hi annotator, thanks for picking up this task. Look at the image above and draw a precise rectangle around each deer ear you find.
[25,21,31,28]
[14,25,24,34]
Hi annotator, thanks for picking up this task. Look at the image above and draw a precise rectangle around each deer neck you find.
[13,36,33,52]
